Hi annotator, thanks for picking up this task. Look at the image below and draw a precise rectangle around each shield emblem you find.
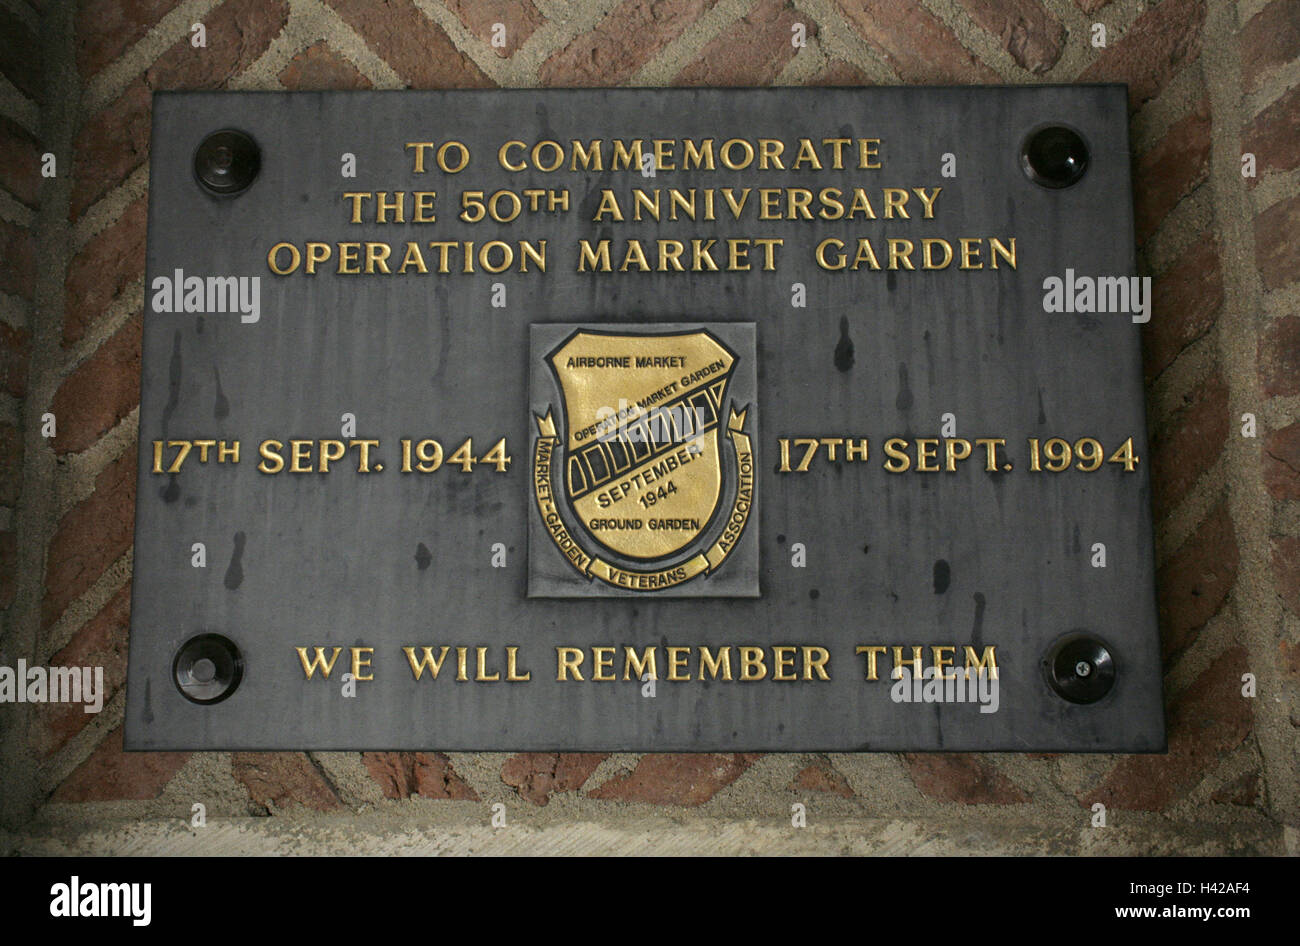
[547,329,736,561]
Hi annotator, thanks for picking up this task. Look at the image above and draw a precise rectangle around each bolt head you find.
[1045,633,1115,704]
[194,129,260,196]
[1022,125,1089,189]
[173,634,243,704]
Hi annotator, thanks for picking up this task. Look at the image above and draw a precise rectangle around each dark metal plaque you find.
[127,87,1165,751]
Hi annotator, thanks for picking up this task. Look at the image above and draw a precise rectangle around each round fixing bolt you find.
[1044,633,1114,704]
[1021,125,1089,189]
[173,633,243,704]
[193,129,260,196]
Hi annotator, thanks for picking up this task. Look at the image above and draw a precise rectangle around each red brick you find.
[902,754,1029,804]
[0,531,15,608]
[70,81,150,223]
[49,313,141,455]
[1135,97,1210,244]
[1239,0,1300,94]
[362,751,478,800]
[326,0,492,88]
[1210,771,1259,807]
[673,0,809,86]
[0,114,42,208]
[52,726,189,802]
[0,219,35,299]
[1256,194,1300,291]
[1151,372,1229,517]
[0,422,21,506]
[1260,316,1300,397]
[63,197,146,347]
[0,5,42,103]
[76,0,176,80]
[1143,234,1222,380]
[445,0,545,57]
[811,59,872,85]
[1081,647,1251,810]
[541,0,720,86]
[836,0,999,83]
[1272,535,1300,617]
[955,0,1064,74]
[1157,500,1238,662]
[1263,422,1300,500]
[1079,0,1205,110]
[0,322,30,399]
[32,583,132,758]
[234,753,341,811]
[1281,640,1300,677]
[502,752,607,805]
[70,0,289,220]
[277,41,372,90]
[1244,85,1300,187]
[41,445,137,628]
[791,757,854,797]
[588,753,760,805]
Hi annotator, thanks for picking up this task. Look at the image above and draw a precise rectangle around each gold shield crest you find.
[546,329,735,561]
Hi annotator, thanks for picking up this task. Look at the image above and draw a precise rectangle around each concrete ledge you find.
[6,811,1290,856]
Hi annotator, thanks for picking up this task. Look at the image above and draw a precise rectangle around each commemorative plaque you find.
[127,87,1165,752]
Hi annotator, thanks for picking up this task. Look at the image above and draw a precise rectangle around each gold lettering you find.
[476,646,500,682]
[859,138,881,169]
[296,646,342,679]
[892,645,925,680]
[883,438,910,473]
[739,645,767,681]
[887,238,915,271]
[773,645,796,681]
[403,645,450,680]
[699,646,732,681]
[498,140,526,171]
[557,646,585,681]
[990,237,1017,269]
[413,191,436,223]
[964,645,999,680]
[803,646,831,681]
[570,139,602,171]
[667,646,691,681]
[342,191,370,223]
[268,242,300,275]
[932,645,957,680]
[350,646,374,682]
[506,646,531,681]
[883,187,910,218]
[623,646,657,682]
[855,645,887,680]
[592,646,615,682]
[257,440,284,474]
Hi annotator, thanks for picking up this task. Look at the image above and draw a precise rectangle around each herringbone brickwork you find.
[0,0,1296,854]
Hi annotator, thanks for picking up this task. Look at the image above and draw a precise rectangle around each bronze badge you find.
[532,327,755,592]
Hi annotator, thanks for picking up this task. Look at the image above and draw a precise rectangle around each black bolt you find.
[173,633,243,704]
[1044,633,1115,704]
[193,129,260,196]
[1021,125,1089,189]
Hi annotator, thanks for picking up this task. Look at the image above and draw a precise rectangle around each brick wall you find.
[1,0,1296,855]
